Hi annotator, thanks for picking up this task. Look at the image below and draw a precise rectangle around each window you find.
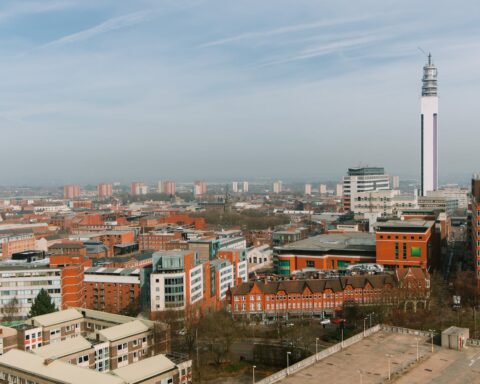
[78,355,89,364]
[117,343,127,351]
[306,260,315,268]
[117,355,128,364]
[411,247,422,257]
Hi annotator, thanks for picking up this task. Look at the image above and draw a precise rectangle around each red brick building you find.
[375,220,436,270]
[274,233,376,275]
[471,176,480,285]
[139,214,205,231]
[49,242,91,309]
[0,233,36,259]
[228,269,429,319]
[139,232,181,251]
[84,267,142,313]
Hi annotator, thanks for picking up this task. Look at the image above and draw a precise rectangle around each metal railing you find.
[466,338,480,346]
[380,325,431,337]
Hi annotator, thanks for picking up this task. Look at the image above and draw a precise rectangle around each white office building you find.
[0,261,62,318]
[343,167,390,211]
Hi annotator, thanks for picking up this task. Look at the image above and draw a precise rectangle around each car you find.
[320,319,331,325]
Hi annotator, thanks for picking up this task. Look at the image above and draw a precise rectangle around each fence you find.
[380,325,432,337]
[467,338,480,346]
[255,325,381,384]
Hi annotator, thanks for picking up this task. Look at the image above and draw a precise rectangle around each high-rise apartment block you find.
[97,183,113,199]
[131,182,147,195]
[319,184,327,194]
[343,167,390,211]
[421,54,438,196]
[305,184,312,195]
[392,176,400,189]
[232,181,238,193]
[64,185,80,199]
[336,183,343,197]
[193,180,207,196]
[243,181,249,193]
[159,180,176,195]
[272,181,282,194]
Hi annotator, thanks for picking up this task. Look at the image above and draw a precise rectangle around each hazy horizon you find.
[2,1,480,184]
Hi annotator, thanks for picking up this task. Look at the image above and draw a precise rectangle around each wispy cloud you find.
[0,0,76,22]
[40,10,153,49]
[199,16,370,48]
[257,35,388,67]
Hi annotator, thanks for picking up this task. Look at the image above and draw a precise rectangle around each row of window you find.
[235,290,382,301]
[379,235,424,240]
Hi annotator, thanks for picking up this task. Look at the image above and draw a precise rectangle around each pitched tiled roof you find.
[230,273,399,296]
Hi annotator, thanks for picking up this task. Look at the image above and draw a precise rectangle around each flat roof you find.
[31,308,83,327]
[278,233,376,252]
[0,326,17,338]
[375,220,434,232]
[112,354,176,383]
[34,336,92,359]
[0,349,124,384]
[85,267,140,276]
[99,320,149,342]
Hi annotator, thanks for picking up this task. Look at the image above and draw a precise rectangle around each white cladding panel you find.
[421,96,438,195]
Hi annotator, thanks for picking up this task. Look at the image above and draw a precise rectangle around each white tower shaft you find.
[421,54,438,196]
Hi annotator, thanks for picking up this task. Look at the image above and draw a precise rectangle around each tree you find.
[119,301,142,317]
[1,297,20,322]
[198,310,240,365]
[29,289,57,318]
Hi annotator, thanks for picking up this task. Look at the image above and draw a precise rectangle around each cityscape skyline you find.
[2,1,480,185]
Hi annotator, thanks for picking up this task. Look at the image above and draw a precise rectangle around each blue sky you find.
[1,0,480,185]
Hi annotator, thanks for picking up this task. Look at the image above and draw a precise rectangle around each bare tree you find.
[2,297,20,322]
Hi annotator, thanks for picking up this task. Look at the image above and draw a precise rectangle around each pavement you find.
[278,331,480,384]
[395,345,480,383]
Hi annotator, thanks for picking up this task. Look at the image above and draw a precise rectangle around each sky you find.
[1,0,480,185]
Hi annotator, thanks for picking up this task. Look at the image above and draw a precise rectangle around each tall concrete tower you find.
[421,53,438,196]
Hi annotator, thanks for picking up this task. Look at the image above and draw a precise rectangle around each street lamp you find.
[416,338,419,361]
[252,365,256,384]
[286,351,292,375]
[386,354,393,380]
[428,329,435,353]
[368,312,375,328]
[315,338,319,360]
[363,317,367,337]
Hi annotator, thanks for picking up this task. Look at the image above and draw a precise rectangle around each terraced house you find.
[228,269,429,320]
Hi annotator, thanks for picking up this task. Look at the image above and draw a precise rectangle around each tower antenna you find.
[417,46,428,57]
